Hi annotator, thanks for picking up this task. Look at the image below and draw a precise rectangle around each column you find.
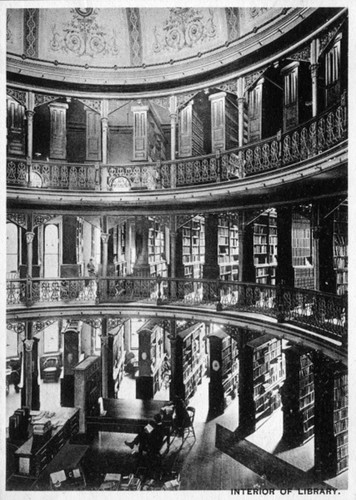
[237,328,255,436]
[101,233,110,277]
[101,318,109,399]
[49,102,68,159]
[310,38,320,118]
[276,207,294,287]
[25,231,35,278]
[133,216,150,277]
[26,91,35,160]
[124,319,131,352]
[169,215,177,299]
[312,204,321,291]
[21,322,40,410]
[237,77,245,148]
[101,99,109,165]
[172,321,185,400]
[208,327,225,416]
[203,214,220,280]
[169,96,177,188]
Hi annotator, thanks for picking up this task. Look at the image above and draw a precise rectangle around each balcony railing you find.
[7,93,347,192]
[7,276,347,347]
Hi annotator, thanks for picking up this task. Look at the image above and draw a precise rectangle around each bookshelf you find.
[333,206,348,295]
[282,347,314,445]
[136,320,165,399]
[74,356,101,433]
[148,220,168,278]
[180,216,205,281]
[334,368,348,475]
[178,100,205,157]
[292,212,314,289]
[253,210,277,285]
[218,216,239,281]
[177,322,206,403]
[250,336,285,420]
[13,408,79,479]
[209,92,238,153]
[209,328,239,414]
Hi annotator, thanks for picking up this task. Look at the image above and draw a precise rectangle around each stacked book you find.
[32,418,52,436]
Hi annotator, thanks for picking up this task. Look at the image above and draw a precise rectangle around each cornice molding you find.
[7,8,341,97]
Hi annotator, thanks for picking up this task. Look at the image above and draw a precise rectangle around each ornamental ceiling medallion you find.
[50,8,119,58]
[153,8,216,53]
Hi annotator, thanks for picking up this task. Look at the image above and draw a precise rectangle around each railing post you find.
[216,278,222,311]
[156,274,163,305]
[26,274,33,307]
[216,150,221,182]
[27,158,32,187]
[156,160,162,189]
[277,129,282,167]
[96,275,100,304]
[276,282,286,322]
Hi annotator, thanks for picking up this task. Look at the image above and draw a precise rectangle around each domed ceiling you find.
[7,7,286,68]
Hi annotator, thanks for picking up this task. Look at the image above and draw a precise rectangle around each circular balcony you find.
[7,97,347,213]
[6,276,347,363]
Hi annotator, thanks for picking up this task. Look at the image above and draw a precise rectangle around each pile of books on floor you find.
[98,473,122,491]
[139,469,181,490]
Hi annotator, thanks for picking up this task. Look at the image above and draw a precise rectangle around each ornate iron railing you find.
[7,94,347,192]
[7,276,347,347]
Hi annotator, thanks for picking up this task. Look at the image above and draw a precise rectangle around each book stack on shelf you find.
[253,210,277,285]
[247,335,285,422]
[334,369,348,474]
[148,220,167,278]
[292,212,314,289]
[177,322,206,403]
[181,217,205,281]
[333,206,348,295]
[299,354,314,441]
[282,347,314,446]
[218,216,239,281]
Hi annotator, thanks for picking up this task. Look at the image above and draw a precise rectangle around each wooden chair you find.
[176,406,196,444]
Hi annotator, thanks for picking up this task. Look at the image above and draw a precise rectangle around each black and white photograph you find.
[3,2,351,498]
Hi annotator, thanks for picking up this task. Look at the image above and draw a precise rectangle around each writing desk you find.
[86,398,170,436]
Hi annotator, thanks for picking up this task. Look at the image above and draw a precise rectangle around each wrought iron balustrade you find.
[7,94,347,193]
[7,275,347,347]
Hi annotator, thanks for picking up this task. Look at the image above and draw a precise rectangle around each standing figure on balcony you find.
[87,258,96,278]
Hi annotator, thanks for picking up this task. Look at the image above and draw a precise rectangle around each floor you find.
[6,374,348,490]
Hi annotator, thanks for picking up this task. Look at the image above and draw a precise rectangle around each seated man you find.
[173,397,191,433]
[125,414,165,456]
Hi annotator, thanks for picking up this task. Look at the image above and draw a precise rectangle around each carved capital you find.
[310,63,319,77]
[25,109,35,119]
[24,339,34,352]
[25,231,35,244]
[101,335,110,347]
[101,232,110,244]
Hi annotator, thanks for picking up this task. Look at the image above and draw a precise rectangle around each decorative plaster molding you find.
[24,9,39,58]
[7,88,27,107]
[7,213,27,229]
[34,93,58,108]
[226,8,240,41]
[33,214,57,228]
[153,8,216,54]
[127,8,142,66]
[79,98,102,114]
